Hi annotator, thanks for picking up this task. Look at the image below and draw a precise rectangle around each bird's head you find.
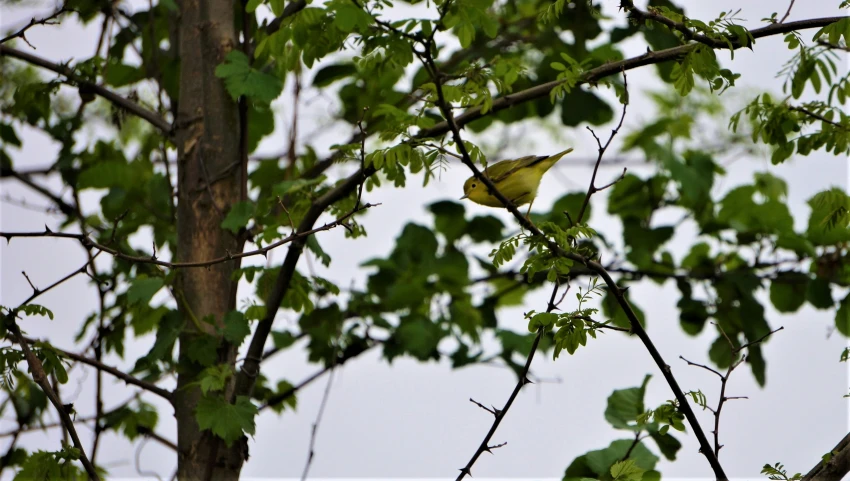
[460,175,488,202]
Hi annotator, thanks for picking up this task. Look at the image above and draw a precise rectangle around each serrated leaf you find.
[127,277,164,305]
[215,50,284,104]
[223,311,250,345]
[195,395,257,447]
[221,201,255,234]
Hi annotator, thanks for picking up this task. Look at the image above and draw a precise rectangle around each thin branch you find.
[0,45,171,133]
[0,5,69,47]
[18,335,172,402]
[780,0,796,23]
[575,71,629,225]
[681,325,784,457]
[455,283,560,480]
[790,106,850,131]
[619,0,732,49]
[4,319,100,480]
[468,398,497,416]
[679,355,724,379]
[299,364,336,481]
[0,203,377,269]
[0,167,77,217]
[232,171,374,401]
[259,343,379,411]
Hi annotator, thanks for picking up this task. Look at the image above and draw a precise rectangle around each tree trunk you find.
[173,0,245,478]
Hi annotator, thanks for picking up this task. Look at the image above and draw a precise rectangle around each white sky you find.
[1,0,849,480]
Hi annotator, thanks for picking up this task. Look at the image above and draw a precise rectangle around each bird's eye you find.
[472,183,477,188]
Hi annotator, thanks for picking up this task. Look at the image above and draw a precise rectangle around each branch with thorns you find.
[680,324,784,456]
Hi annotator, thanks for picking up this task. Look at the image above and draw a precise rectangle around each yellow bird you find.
[460,148,573,217]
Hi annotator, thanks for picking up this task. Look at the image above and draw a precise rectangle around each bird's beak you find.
[460,194,469,200]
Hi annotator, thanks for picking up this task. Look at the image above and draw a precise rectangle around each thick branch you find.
[233,170,372,399]
[0,45,171,133]
[803,431,850,481]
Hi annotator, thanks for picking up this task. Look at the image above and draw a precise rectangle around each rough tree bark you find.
[173,0,245,478]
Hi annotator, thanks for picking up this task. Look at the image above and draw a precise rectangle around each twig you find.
[299,364,336,481]
[468,398,497,416]
[0,5,69,47]
[575,71,629,225]
[681,325,784,457]
[790,106,850,131]
[621,431,644,461]
[416,16,846,142]
[259,343,379,411]
[780,0,796,23]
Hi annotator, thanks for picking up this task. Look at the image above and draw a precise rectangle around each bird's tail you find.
[537,147,574,172]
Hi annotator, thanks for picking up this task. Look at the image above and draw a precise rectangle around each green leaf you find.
[199,364,233,394]
[221,201,255,234]
[836,292,850,337]
[215,50,284,104]
[580,439,658,478]
[560,88,614,127]
[306,236,332,267]
[604,374,651,431]
[610,459,645,481]
[394,315,442,361]
[19,304,54,320]
[769,272,808,313]
[467,215,504,243]
[806,277,834,309]
[195,395,257,447]
[429,200,467,243]
[246,0,263,13]
[127,277,164,305]
[313,63,357,87]
[187,334,220,366]
[708,336,734,369]
[271,330,297,349]
[223,311,250,345]
[647,425,682,461]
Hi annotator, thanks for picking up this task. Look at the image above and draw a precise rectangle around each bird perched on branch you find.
[460,148,574,218]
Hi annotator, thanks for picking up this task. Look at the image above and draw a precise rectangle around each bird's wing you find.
[485,155,547,183]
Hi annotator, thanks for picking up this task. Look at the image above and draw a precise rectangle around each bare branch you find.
[575,71,629,225]
[780,0,797,23]
[0,5,70,47]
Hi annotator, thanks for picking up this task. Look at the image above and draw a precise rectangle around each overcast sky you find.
[1,1,849,480]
